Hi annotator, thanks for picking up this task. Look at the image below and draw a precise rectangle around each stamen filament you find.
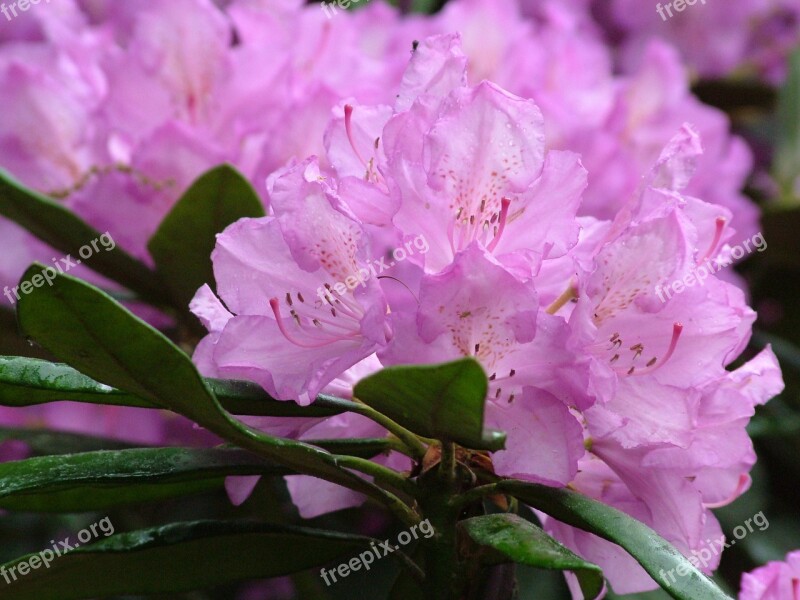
[486,197,511,253]
[546,281,578,315]
[615,322,683,376]
[344,105,370,170]
[270,298,336,348]
[696,216,727,266]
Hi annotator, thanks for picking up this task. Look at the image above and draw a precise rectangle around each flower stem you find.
[420,486,461,600]
[334,454,419,499]
[347,398,429,459]
[211,406,421,527]
[416,441,467,599]
[449,483,501,510]
[440,441,457,483]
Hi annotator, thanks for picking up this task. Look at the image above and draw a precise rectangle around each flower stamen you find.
[696,216,727,266]
[486,197,511,253]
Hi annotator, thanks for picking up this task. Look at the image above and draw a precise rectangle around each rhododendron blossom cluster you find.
[568,0,800,83]
[0,0,766,290]
[0,0,761,451]
[0,0,793,598]
[193,35,783,595]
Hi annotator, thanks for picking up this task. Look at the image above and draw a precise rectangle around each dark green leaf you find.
[691,79,776,112]
[498,481,733,600]
[0,355,155,410]
[353,358,504,450]
[389,0,445,14]
[0,427,140,455]
[412,0,443,13]
[0,169,167,305]
[0,447,287,512]
[206,377,342,418]
[0,355,343,418]
[16,267,416,519]
[389,544,425,600]
[309,438,395,458]
[147,165,265,308]
[775,49,800,203]
[0,520,369,599]
[459,513,603,600]
[0,427,390,466]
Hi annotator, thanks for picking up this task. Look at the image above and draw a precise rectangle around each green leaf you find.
[389,573,425,600]
[459,513,604,600]
[775,49,800,204]
[0,169,168,305]
[0,355,343,418]
[0,520,370,599]
[206,377,342,418]
[0,355,155,409]
[412,0,443,13]
[353,358,504,450]
[16,267,418,523]
[386,0,444,14]
[0,447,288,512]
[0,427,139,455]
[309,438,396,458]
[1,426,390,464]
[147,165,265,308]
[389,544,425,600]
[498,481,733,600]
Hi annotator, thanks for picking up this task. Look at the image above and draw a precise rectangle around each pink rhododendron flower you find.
[0,0,762,289]
[740,550,800,599]
[0,3,786,595]
[381,244,590,485]
[193,34,782,596]
[537,128,784,594]
[434,0,759,244]
[0,0,418,290]
[193,157,394,404]
[601,0,800,83]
